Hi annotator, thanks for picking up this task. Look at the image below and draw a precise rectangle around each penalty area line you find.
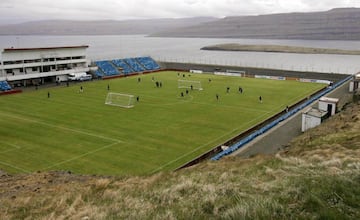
[0,161,31,173]
[43,141,121,170]
[0,142,22,154]
[0,111,124,143]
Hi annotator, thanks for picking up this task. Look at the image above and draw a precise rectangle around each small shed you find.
[349,73,360,92]
[318,97,339,116]
[302,108,328,132]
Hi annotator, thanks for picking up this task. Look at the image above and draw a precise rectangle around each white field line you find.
[191,100,270,113]
[0,111,123,143]
[141,92,271,113]
[139,94,194,106]
[0,142,22,154]
[0,160,31,173]
[0,147,22,154]
[43,141,121,170]
[139,94,270,113]
[150,110,273,174]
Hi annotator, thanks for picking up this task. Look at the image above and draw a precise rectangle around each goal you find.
[178,79,203,90]
[105,92,135,108]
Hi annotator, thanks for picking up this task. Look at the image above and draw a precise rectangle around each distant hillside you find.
[201,43,360,55]
[150,8,360,40]
[0,17,218,35]
[2,8,360,40]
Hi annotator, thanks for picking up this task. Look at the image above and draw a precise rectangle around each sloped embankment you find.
[1,104,360,219]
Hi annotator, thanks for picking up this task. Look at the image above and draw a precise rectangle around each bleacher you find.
[112,59,133,74]
[0,81,12,91]
[95,60,119,76]
[136,56,160,70]
[95,69,105,77]
[123,58,146,72]
[94,57,161,77]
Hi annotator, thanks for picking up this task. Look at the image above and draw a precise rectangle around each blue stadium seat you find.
[136,56,160,70]
[95,69,104,77]
[123,58,146,72]
[112,59,133,74]
[94,57,160,76]
[0,81,11,91]
[95,61,119,76]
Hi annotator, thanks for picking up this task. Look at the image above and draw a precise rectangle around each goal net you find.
[105,92,135,108]
[178,79,203,90]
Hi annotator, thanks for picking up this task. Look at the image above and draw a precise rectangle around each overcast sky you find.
[0,0,359,24]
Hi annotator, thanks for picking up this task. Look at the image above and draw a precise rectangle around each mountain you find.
[0,17,218,35]
[150,8,360,40]
[1,8,359,40]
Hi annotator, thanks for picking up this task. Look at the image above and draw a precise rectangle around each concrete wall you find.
[160,61,348,83]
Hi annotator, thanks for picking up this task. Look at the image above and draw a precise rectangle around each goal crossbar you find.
[178,79,203,90]
[105,92,135,108]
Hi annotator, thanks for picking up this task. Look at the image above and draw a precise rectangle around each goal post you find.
[178,79,203,90]
[105,92,135,108]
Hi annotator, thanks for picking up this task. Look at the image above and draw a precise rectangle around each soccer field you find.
[0,71,325,175]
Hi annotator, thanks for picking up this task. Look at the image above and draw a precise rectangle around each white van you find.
[68,73,92,81]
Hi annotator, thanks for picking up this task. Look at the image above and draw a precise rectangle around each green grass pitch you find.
[0,71,325,175]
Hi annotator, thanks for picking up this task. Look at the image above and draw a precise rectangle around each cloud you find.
[0,0,359,24]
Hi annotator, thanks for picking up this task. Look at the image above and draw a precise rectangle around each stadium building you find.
[0,45,96,87]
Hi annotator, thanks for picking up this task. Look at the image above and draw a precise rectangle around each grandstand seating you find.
[95,69,104,77]
[112,59,133,74]
[136,56,160,70]
[95,60,119,76]
[95,57,161,77]
[123,58,146,72]
[0,81,11,91]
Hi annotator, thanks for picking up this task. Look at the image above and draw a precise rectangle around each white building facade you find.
[0,46,96,86]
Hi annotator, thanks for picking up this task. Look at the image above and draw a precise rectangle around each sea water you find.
[0,35,360,74]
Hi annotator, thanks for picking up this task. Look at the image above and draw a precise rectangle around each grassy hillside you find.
[201,43,360,55]
[0,71,324,175]
[1,101,359,219]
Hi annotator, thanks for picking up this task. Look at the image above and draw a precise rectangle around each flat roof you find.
[319,96,339,103]
[304,107,328,118]
[3,45,89,52]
